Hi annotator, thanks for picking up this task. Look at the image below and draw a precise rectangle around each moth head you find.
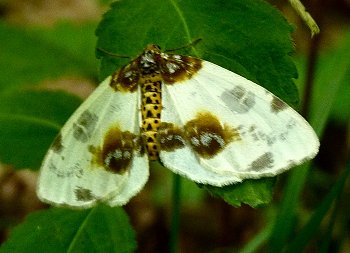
[145,44,161,52]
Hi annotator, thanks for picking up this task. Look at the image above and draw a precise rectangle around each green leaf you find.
[267,25,350,253]
[310,29,350,125]
[0,21,98,93]
[0,21,98,169]
[96,0,298,106]
[0,206,136,253]
[282,160,350,253]
[203,177,276,208]
[0,89,81,169]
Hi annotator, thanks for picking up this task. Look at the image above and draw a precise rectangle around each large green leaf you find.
[0,21,99,169]
[0,206,136,253]
[96,0,298,106]
[0,22,98,93]
[0,89,81,169]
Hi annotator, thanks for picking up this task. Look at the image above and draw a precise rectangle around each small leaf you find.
[288,0,320,36]
[203,177,276,208]
[0,206,136,253]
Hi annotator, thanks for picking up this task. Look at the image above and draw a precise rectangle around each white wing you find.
[159,61,319,186]
[37,76,149,208]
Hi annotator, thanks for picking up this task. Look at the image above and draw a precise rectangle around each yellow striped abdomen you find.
[140,74,162,160]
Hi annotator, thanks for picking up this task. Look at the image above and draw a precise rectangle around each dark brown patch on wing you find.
[110,63,140,92]
[159,54,202,84]
[158,122,186,151]
[89,127,140,174]
[271,95,288,113]
[184,112,240,158]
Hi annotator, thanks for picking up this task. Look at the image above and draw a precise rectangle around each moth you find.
[37,44,319,208]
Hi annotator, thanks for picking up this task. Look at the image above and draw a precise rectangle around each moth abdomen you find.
[140,74,162,160]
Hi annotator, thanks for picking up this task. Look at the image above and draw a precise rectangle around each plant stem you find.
[169,174,182,253]
[301,33,321,118]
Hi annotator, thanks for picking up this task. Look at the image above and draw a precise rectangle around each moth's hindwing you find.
[158,60,319,186]
[37,77,149,208]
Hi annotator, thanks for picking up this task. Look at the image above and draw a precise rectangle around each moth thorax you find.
[140,74,162,160]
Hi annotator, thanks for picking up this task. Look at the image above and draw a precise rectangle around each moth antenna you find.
[165,38,202,52]
[96,47,130,59]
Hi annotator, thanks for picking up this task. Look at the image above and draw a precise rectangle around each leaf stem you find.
[288,0,320,37]
[169,174,182,253]
[301,33,321,119]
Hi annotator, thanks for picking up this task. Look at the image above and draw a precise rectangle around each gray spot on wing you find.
[49,161,84,178]
[50,133,63,154]
[73,110,98,143]
[74,187,95,202]
[220,85,256,113]
[249,152,274,171]
[242,118,299,147]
